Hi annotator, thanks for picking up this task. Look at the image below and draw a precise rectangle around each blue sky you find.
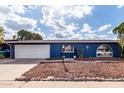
[0,5,124,40]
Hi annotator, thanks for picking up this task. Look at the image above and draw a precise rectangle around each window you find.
[96,44,113,57]
[62,45,74,53]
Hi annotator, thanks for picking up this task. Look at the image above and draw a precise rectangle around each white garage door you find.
[15,45,50,58]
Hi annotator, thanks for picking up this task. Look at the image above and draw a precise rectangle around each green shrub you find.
[121,46,124,58]
[77,48,83,58]
[0,55,5,59]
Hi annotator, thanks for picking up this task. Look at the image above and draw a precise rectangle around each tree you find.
[12,35,16,40]
[113,22,124,57]
[32,33,43,40]
[113,22,124,44]
[0,26,4,44]
[16,29,43,40]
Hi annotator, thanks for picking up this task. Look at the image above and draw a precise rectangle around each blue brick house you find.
[7,40,121,59]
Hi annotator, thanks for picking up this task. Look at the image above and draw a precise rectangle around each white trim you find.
[96,44,113,57]
[7,40,118,44]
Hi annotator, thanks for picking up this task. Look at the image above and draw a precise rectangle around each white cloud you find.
[52,21,78,39]
[40,6,114,40]
[54,31,66,39]
[9,5,27,14]
[40,7,54,26]
[107,30,113,34]
[27,5,39,10]
[82,33,114,40]
[0,5,114,40]
[3,26,16,39]
[117,5,124,8]
[83,33,98,40]
[68,33,84,40]
[98,24,111,31]
[0,6,11,14]
[47,31,82,40]
[34,27,46,38]
[60,6,94,18]
[40,6,79,39]
[0,5,27,15]
[9,14,37,30]
[0,5,38,39]
[81,23,94,33]
[79,23,114,40]
[3,13,37,34]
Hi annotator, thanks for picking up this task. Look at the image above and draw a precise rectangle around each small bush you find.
[121,46,124,58]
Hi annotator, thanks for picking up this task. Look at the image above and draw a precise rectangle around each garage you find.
[15,44,50,58]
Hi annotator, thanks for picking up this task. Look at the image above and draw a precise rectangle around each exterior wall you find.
[9,42,121,59]
[10,44,15,59]
[50,43,121,58]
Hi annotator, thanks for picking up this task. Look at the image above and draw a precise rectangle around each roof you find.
[5,39,18,42]
[6,40,119,44]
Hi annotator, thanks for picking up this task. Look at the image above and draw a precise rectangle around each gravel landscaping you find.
[15,60,124,81]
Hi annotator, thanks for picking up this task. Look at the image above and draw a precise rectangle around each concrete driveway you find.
[0,59,41,80]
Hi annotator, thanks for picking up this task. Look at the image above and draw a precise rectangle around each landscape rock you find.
[121,78,124,81]
[82,76,86,80]
[65,78,69,81]
[67,77,74,81]
[78,77,82,80]
[56,77,62,81]
[100,77,105,81]
[95,77,101,80]
[113,78,119,81]
[45,76,55,80]
[117,78,122,81]
[108,78,113,81]
[40,78,46,81]
[91,77,96,80]
[31,77,41,81]
[15,76,29,81]
[74,77,79,80]
[86,77,92,80]
[105,78,111,81]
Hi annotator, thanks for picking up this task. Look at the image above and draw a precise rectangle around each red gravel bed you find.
[20,61,124,81]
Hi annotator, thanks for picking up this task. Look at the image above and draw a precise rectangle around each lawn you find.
[16,60,124,81]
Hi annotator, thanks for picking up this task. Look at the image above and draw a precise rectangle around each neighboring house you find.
[7,40,121,59]
[0,43,10,57]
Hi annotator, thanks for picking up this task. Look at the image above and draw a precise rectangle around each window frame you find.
[62,44,74,53]
[96,44,113,57]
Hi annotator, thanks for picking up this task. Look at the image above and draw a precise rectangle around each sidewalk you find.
[1,81,124,88]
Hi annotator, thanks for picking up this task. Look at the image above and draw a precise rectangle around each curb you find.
[0,59,17,64]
